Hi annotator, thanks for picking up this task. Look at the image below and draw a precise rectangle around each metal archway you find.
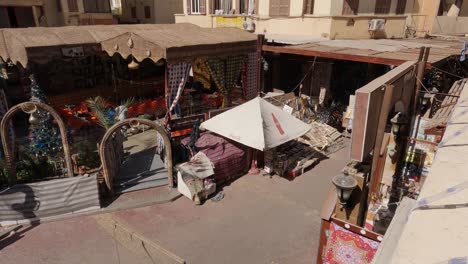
[0,102,74,183]
[99,118,173,195]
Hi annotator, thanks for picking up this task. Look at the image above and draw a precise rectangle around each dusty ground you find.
[0,145,349,264]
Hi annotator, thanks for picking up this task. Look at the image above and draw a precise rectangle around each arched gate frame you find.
[99,118,173,195]
[0,102,74,183]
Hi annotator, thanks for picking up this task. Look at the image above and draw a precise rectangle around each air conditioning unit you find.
[369,19,386,31]
[243,19,255,32]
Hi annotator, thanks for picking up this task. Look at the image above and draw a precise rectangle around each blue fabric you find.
[461,42,467,62]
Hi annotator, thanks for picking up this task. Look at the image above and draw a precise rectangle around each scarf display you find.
[192,57,211,89]
[323,222,380,264]
[242,52,259,100]
[166,61,191,114]
[206,56,245,108]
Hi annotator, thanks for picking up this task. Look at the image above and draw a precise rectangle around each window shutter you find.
[269,0,280,16]
[396,0,406,14]
[342,0,359,15]
[200,0,206,14]
[187,0,191,14]
[279,0,289,16]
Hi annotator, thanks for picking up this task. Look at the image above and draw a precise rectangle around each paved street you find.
[0,144,349,264]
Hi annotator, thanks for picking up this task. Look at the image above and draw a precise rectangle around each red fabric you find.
[181,133,247,182]
[127,105,137,117]
[323,223,380,264]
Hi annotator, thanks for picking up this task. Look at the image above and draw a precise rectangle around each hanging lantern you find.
[332,174,358,208]
[28,113,40,126]
[129,120,140,134]
[128,57,139,70]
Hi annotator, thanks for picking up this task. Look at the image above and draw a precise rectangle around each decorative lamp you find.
[332,174,358,208]
[21,103,40,126]
[128,57,139,70]
[390,112,407,139]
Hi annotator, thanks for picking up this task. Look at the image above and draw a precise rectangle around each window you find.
[67,0,78,12]
[131,7,136,18]
[83,0,111,13]
[303,0,314,14]
[396,0,407,14]
[270,0,290,17]
[375,0,391,14]
[212,0,231,14]
[188,0,206,14]
[342,0,359,15]
[144,6,151,18]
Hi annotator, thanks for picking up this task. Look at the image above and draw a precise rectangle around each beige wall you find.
[432,16,468,34]
[43,0,64,26]
[331,16,407,39]
[154,0,182,23]
[120,0,154,23]
[175,13,214,27]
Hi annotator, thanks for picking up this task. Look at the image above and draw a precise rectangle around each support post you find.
[256,34,264,95]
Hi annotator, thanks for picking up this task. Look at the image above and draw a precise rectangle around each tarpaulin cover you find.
[200,97,311,150]
[181,133,247,182]
[0,175,100,223]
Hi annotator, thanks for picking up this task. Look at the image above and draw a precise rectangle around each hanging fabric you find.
[166,61,191,114]
[242,52,258,100]
[206,55,245,108]
[192,57,211,90]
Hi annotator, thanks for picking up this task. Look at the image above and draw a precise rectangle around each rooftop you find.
[263,38,467,66]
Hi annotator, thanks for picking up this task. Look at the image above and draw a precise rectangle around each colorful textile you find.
[206,56,245,108]
[323,223,380,264]
[166,62,191,113]
[193,57,211,89]
[242,52,258,100]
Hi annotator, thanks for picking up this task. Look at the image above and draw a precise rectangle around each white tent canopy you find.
[200,97,310,150]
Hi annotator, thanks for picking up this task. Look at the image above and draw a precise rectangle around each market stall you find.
[0,24,259,218]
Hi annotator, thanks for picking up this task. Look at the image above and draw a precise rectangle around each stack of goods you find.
[180,132,247,183]
[298,122,345,156]
[177,152,217,205]
[264,140,320,179]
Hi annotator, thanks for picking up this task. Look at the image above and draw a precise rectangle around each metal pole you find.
[256,34,265,95]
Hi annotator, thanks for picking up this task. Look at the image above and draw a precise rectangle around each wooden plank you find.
[350,61,417,161]
[316,219,330,264]
[331,216,383,241]
[263,45,408,66]
[371,197,417,264]
[369,85,394,199]
[320,186,338,220]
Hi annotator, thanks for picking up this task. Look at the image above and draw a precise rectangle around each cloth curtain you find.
[323,222,380,264]
[242,52,258,100]
[193,57,211,90]
[166,62,191,115]
[206,56,245,108]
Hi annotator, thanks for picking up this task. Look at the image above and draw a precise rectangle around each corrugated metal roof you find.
[0,175,100,223]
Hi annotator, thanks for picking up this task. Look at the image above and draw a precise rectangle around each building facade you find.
[0,0,115,28]
[176,0,415,39]
[175,0,468,39]
[117,0,182,24]
[56,0,115,26]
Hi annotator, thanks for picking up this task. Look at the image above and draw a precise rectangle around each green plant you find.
[86,96,115,130]
[75,143,101,169]
[15,154,53,183]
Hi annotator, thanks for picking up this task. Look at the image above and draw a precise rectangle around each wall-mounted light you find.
[390,112,407,139]
[332,174,358,208]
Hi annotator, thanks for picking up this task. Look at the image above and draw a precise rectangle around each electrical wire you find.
[290,56,317,94]
[413,72,444,103]
[430,65,465,79]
